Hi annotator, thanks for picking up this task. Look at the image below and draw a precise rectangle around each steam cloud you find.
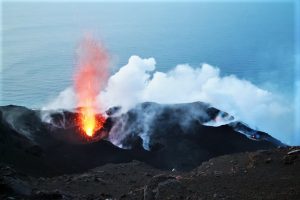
[43,55,296,145]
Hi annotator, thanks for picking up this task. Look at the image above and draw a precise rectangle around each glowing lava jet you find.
[74,37,108,137]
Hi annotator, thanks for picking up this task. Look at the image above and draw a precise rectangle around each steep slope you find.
[0,102,283,176]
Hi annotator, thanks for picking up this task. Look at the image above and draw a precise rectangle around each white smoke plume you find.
[43,55,296,145]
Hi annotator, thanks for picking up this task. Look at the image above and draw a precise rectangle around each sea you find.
[1,1,296,107]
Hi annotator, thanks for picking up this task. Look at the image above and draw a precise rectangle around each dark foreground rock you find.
[1,147,299,200]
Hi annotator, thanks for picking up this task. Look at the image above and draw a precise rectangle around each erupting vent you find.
[74,36,108,137]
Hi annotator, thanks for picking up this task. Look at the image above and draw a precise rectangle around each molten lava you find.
[74,36,109,137]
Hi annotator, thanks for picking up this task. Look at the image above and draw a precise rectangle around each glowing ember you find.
[74,36,109,137]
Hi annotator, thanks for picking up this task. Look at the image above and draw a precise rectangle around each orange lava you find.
[74,36,108,137]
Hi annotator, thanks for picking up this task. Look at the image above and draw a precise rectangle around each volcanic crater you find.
[0,102,299,200]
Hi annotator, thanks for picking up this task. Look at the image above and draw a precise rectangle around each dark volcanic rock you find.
[107,102,282,170]
[0,164,32,197]
[0,105,151,177]
[1,147,299,200]
[143,174,187,200]
[0,102,283,176]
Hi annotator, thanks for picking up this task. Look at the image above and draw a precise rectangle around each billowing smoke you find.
[43,55,296,145]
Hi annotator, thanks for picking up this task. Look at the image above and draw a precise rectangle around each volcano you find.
[0,102,284,177]
[1,102,299,200]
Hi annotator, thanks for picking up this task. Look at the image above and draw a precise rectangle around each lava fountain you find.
[74,37,109,137]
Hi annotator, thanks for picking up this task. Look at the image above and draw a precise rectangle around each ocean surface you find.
[1,2,295,108]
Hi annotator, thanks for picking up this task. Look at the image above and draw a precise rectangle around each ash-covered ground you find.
[1,148,300,200]
[0,102,299,199]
